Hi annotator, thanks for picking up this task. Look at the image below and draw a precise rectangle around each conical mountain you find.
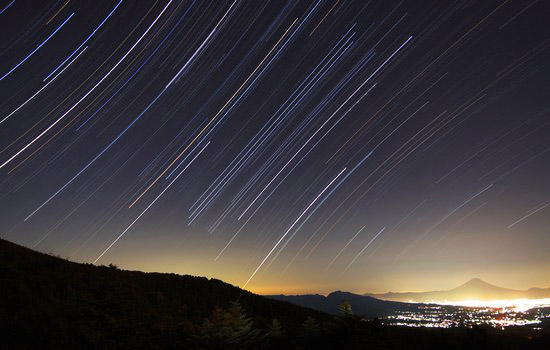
[365,278,550,303]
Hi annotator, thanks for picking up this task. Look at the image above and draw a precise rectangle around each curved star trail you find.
[0,0,549,294]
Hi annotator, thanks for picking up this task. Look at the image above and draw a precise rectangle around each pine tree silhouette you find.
[267,318,282,337]
[338,299,353,317]
[303,316,321,335]
[196,301,261,348]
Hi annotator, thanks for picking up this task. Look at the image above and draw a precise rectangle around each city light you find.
[380,300,550,328]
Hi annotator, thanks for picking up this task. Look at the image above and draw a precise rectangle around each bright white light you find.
[418,298,550,313]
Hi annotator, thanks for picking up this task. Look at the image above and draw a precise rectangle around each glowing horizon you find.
[403,299,550,313]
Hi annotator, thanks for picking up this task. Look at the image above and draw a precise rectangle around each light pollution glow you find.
[414,298,550,313]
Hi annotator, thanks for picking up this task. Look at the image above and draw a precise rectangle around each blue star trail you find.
[0,0,548,292]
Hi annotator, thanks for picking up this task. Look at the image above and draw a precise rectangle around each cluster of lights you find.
[422,298,550,313]
[380,299,550,329]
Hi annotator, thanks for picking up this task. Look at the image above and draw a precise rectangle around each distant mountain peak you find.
[467,277,485,283]
[327,290,350,297]
[454,278,511,292]
[460,278,493,288]
[363,277,550,303]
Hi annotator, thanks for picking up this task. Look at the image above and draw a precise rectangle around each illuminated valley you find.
[381,301,550,329]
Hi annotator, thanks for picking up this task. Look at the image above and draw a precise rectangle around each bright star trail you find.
[0,0,549,294]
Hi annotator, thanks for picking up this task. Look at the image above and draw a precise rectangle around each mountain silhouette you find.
[366,278,550,302]
[267,291,419,318]
[268,278,550,316]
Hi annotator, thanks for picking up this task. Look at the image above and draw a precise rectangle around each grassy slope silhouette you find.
[0,238,326,348]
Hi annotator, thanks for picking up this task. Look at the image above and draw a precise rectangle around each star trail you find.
[1,0,549,294]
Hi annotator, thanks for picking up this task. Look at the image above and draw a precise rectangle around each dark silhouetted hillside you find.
[0,238,327,349]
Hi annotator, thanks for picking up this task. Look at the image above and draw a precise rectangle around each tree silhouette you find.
[267,318,282,337]
[338,299,353,317]
[303,316,321,335]
[196,301,261,348]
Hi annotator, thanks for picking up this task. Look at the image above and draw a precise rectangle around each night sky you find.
[1,0,549,294]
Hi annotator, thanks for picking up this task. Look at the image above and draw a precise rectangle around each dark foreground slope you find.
[1,238,549,350]
[0,238,327,349]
